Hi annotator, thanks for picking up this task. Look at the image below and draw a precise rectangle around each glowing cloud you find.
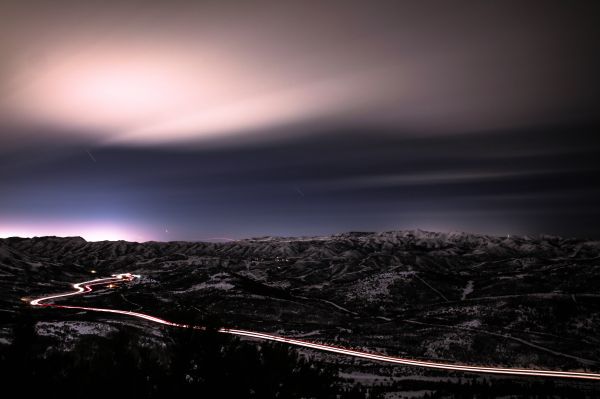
[6,48,208,133]
[5,43,394,145]
[2,1,592,146]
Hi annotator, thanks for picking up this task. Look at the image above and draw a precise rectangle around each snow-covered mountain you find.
[1,230,599,391]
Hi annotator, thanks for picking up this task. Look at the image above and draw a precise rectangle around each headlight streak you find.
[30,273,600,381]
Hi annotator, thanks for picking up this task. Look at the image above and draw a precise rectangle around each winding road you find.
[30,273,600,381]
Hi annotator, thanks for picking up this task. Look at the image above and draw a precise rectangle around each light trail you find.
[30,273,600,381]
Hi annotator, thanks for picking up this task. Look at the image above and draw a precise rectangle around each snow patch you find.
[36,321,116,337]
[185,273,235,291]
[347,271,415,303]
[460,319,482,328]
[461,280,474,300]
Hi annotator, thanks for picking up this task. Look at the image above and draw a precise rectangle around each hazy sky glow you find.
[0,219,149,242]
[1,0,599,240]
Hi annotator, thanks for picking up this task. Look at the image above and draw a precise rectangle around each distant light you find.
[0,220,148,242]
[90,270,96,274]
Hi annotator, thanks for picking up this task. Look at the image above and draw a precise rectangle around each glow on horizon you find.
[0,221,148,242]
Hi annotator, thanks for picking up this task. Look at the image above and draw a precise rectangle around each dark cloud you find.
[2,124,600,239]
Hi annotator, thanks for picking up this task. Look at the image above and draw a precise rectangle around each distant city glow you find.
[0,220,147,242]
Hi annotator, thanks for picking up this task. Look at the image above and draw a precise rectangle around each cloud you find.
[1,0,598,147]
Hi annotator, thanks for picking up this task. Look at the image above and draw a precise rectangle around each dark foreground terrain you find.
[1,230,600,397]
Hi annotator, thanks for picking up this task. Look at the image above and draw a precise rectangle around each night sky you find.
[1,1,599,241]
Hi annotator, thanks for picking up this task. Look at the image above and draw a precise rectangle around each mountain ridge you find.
[1,229,599,388]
